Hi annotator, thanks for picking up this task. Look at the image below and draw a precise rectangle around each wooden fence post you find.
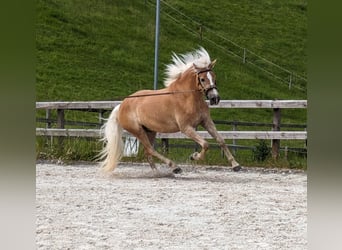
[232,121,237,156]
[46,109,51,128]
[284,146,288,160]
[57,109,65,149]
[98,110,106,127]
[46,109,53,147]
[272,108,281,159]
[161,138,169,154]
[57,109,65,128]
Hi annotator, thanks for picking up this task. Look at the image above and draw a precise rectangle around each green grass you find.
[36,0,307,168]
[36,0,307,100]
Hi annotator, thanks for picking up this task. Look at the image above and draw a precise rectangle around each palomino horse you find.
[100,47,240,173]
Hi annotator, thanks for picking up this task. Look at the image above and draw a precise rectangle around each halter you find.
[196,69,218,96]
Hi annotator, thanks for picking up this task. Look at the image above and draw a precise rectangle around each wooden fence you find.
[36,100,307,158]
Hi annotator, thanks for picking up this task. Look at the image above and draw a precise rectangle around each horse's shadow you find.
[103,168,177,180]
[100,165,247,184]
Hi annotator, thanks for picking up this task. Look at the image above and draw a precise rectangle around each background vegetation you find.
[36,0,307,169]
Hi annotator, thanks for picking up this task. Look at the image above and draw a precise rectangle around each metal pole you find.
[153,0,160,90]
[272,107,281,159]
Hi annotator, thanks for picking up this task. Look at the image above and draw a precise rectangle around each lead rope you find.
[119,69,212,100]
[123,89,201,99]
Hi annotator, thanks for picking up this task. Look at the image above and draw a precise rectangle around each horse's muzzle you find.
[206,87,220,105]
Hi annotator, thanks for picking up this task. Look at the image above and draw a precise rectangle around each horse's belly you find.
[139,112,180,133]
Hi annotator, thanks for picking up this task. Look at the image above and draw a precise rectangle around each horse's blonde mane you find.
[164,47,212,87]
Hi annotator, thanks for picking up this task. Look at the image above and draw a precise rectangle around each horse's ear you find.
[209,59,217,69]
[193,63,200,71]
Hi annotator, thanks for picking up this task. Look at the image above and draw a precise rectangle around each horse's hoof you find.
[173,167,182,174]
[190,152,199,161]
[233,165,241,172]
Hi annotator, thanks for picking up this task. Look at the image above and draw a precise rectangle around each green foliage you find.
[36,137,103,163]
[253,140,271,162]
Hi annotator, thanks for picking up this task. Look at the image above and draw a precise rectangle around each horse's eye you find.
[200,78,205,83]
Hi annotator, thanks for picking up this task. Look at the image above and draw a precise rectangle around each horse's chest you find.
[177,107,208,127]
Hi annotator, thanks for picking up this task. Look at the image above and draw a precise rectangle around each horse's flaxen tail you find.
[99,104,124,172]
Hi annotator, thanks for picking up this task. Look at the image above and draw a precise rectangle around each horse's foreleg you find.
[181,126,209,161]
[203,119,241,171]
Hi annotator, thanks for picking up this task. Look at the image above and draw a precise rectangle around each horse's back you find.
[118,89,180,133]
[121,89,173,109]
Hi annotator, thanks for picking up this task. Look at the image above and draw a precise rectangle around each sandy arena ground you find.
[36,163,307,249]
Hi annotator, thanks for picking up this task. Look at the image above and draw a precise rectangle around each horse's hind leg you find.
[144,142,180,173]
[145,131,157,171]
[143,137,181,173]
[132,127,181,173]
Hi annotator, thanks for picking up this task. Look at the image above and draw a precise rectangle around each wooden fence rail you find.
[36,128,307,140]
[36,100,307,109]
[36,100,307,159]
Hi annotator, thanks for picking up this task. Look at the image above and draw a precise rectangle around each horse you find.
[99,47,241,173]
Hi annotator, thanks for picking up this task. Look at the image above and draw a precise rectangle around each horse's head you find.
[194,59,220,105]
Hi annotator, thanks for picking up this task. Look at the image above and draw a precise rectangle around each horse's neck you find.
[168,72,197,91]
[167,74,205,106]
